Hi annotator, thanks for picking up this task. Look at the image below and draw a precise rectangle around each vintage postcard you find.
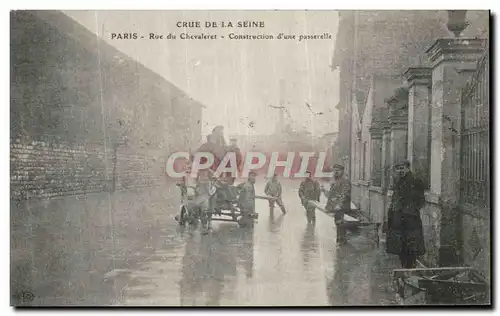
[10,10,490,306]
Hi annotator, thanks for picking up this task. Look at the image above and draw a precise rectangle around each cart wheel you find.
[178,208,187,227]
[232,212,238,221]
[188,217,199,228]
[238,215,253,227]
[237,217,244,227]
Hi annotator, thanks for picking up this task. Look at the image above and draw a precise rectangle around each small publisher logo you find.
[13,290,35,303]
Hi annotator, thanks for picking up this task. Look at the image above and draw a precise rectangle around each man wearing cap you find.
[324,164,351,244]
[299,171,322,224]
[386,160,426,269]
[265,173,287,215]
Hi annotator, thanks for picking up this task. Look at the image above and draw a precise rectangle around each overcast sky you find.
[64,10,340,137]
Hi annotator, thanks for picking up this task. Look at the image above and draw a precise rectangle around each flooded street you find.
[11,179,398,306]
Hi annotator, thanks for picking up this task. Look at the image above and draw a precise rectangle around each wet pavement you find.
[11,178,399,306]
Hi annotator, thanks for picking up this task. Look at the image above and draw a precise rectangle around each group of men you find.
[180,126,427,269]
[263,159,427,269]
[264,164,351,244]
[194,125,243,184]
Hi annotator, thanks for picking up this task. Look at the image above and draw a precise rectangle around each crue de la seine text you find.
[176,21,265,28]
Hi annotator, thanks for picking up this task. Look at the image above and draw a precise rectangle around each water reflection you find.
[268,213,285,233]
[179,224,254,306]
[234,227,255,280]
[326,243,356,305]
[301,223,317,266]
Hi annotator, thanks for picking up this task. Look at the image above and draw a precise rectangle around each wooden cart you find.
[176,180,260,229]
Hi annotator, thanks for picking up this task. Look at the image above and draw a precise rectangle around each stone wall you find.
[10,11,202,200]
[352,182,371,219]
[462,213,490,283]
[359,182,370,217]
[10,137,170,200]
[10,138,111,200]
[420,196,442,267]
[368,187,385,223]
[351,183,362,207]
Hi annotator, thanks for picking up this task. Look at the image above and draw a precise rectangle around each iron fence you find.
[460,49,490,209]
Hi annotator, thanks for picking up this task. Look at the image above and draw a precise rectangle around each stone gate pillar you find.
[369,126,383,187]
[387,88,409,188]
[380,119,392,229]
[426,38,485,266]
[404,67,432,187]
[381,121,391,192]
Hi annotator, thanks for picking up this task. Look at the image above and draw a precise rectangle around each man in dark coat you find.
[324,164,351,244]
[299,171,322,224]
[211,125,227,150]
[236,171,258,226]
[226,138,243,184]
[386,160,426,269]
[193,135,224,172]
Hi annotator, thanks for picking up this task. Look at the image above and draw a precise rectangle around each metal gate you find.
[459,48,490,211]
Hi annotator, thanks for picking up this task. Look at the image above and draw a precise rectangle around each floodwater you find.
[11,179,398,306]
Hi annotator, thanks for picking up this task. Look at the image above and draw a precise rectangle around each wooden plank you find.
[393,267,476,274]
[255,195,277,201]
[418,278,488,292]
[469,269,488,284]
[211,218,238,223]
[307,200,361,222]
[215,211,241,216]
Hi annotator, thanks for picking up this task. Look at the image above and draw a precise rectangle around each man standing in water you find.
[195,168,216,234]
[237,171,258,226]
[324,164,351,244]
[265,173,287,215]
[386,160,426,268]
[299,171,322,224]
